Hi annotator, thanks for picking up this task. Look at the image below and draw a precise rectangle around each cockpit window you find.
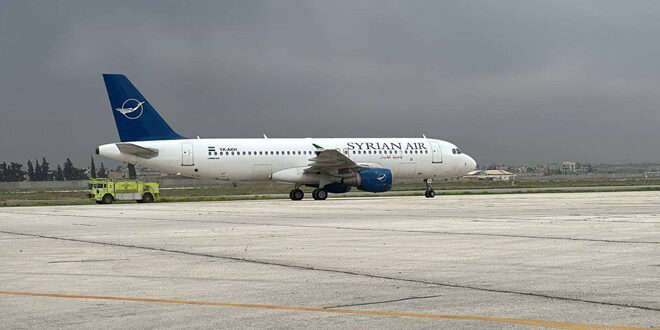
[452,149,457,154]
[456,148,462,154]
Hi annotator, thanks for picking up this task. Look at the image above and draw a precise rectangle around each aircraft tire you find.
[425,190,435,198]
[314,189,328,200]
[291,189,304,201]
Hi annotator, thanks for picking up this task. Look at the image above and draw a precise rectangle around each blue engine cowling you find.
[323,182,352,194]
[356,168,392,193]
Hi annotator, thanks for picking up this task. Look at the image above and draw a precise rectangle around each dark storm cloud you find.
[2,0,660,165]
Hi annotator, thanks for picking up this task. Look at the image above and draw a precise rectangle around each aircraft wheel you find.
[425,190,435,198]
[101,194,114,204]
[313,188,328,200]
[290,189,304,201]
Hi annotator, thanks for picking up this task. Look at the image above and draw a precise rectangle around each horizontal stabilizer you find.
[116,143,159,159]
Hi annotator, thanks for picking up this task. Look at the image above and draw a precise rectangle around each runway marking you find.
[1,229,658,312]
[0,291,647,329]
[1,210,658,244]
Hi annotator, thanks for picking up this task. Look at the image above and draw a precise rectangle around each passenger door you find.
[431,142,442,163]
[181,143,194,166]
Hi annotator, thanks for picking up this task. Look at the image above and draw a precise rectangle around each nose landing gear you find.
[424,179,435,198]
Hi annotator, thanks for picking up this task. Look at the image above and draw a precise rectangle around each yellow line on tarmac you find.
[0,290,648,329]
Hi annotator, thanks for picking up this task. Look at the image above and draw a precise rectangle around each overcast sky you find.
[2,1,660,166]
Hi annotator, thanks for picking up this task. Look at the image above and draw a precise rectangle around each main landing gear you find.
[424,179,436,198]
[289,188,304,201]
[289,185,328,201]
[312,188,328,200]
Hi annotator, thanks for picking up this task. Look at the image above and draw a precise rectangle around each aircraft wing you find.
[304,148,359,174]
[116,143,159,159]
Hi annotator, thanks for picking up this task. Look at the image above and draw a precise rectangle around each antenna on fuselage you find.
[263,134,268,139]
[422,134,427,139]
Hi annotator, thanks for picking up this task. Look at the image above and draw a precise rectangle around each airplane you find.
[96,74,477,200]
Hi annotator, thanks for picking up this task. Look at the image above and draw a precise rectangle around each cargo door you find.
[396,162,417,179]
[431,142,442,163]
[181,143,194,166]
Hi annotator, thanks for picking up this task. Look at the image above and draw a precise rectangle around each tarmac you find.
[0,191,658,329]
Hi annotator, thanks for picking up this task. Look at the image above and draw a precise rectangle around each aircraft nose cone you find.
[465,155,477,172]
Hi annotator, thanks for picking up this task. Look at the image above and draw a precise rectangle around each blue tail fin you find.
[102,74,186,142]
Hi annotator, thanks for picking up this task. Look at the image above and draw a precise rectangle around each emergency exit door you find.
[181,143,194,166]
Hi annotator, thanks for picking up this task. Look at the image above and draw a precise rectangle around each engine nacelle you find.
[342,168,392,193]
[323,182,352,194]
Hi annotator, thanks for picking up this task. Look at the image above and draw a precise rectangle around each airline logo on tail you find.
[115,99,145,119]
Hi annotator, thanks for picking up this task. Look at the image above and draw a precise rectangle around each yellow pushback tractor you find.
[88,179,159,204]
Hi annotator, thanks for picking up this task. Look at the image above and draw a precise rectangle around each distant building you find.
[463,170,515,181]
[544,162,593,175]
[560,162,576,174]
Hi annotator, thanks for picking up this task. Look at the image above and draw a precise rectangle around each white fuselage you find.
[98,137,476,183]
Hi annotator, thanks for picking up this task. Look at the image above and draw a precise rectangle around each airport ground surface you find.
[0,192,658,329]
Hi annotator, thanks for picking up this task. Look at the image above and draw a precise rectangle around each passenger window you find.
[214,152,217,155]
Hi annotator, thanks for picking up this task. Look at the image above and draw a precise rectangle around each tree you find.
[128,163,137,179]
[26,160,35,181]
[0,162,6,182]
[63,158,75,180]
[34,159,42,181]
[63,158,88,180]
[90,157,96,179]
[5,162,25,182]
[54,165,64,181]
[97,162,107,178]
[40,157,50,181]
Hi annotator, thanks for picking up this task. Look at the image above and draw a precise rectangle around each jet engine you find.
[342,168,392,193]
